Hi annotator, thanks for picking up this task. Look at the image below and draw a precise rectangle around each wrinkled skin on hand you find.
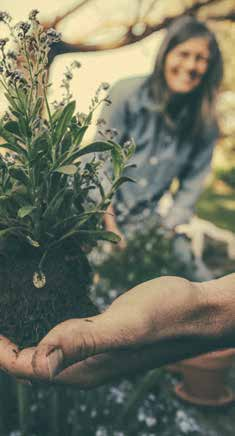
[0,274,235,387]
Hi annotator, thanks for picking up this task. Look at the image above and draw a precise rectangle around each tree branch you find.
[142,0,160,21]
[47,0,234,65]
[207,10,235,22]
[43,0,96,29]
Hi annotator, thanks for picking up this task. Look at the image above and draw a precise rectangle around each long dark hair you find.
[147,16,223,138]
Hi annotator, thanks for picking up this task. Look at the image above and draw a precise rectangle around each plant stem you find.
[42,84,53,131]
[49,387,69,436]
[17,381,32,436]
[50,389,60,435]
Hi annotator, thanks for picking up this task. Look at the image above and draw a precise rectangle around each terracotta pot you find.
[172,349,235,407]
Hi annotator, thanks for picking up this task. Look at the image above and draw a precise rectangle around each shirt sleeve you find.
[163,134,217,229]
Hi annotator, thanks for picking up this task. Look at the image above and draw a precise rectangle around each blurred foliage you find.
[215,22,235,93]
[197,183,235,232]
[96,225,187,292]
[216,166,235,189]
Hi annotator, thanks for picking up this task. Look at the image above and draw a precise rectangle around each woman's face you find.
[164,37,210,94]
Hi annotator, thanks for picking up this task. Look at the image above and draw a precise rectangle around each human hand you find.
[103,226,127,251]
[0,277,164,385]
[111,226,127,250]
[0,331,149,388]
[104,204,127,250]
[0,331,192,389]
[2,273,234,387]
[31,275,216,383]
[0,336,35,382]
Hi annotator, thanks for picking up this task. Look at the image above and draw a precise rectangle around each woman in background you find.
[98,16,223,277]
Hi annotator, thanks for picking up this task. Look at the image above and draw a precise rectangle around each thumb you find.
[32,301,144,381]
[47,348,64,379]
[32,343,64,380]
[32,315,114,380]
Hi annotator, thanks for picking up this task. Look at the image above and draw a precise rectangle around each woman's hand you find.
[109,225,127,250]
[104,204,127,250]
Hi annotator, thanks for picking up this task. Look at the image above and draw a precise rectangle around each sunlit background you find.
[0,0,163,136]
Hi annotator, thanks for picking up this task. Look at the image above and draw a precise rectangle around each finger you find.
[32,344,64,380]
[32,310,142,381]
[13,347,36,379]
[52,345,163,388]
[0,335,35,379]
[32,316,106,379]
[117,237,127,251]
[0,335,19,372]
[119,241,127,250]
[55,338,198,388]
[32,298,150,381]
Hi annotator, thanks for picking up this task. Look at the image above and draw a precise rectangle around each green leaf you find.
[18,88,27,112]
[76,141,113,157]
[124,139,136,159]
[55,164,78,175]
[52,107,64,125]
[26,236,40,247]
[31,97,43,119]
[4,93,22,113]
[0,227,17,238]
[18,114,30,139]
[78,230,121,243]
[111,148,123,179]
[85,111,93,124]
[18,205,35,218]
[43,188,66,220]
[55,100,76,144]
[107,141,125,179]
[55,141,114,169]
[0,124,18,146]
[8,167,28,185]
[60,132,72,155]
[51,141,113,172]
[59,228,121,244]
[124,163,137,170]
[0,123,28,158]
[4,121,21,138]
[52,210,104,231]
[72,125,88,148]
[0,195,9,201]
[0,142,27,157]
[112,176,135,190]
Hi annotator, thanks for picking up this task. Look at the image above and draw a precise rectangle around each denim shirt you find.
[94,76,217,228]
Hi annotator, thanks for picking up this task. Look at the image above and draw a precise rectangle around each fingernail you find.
[47,348,64,379]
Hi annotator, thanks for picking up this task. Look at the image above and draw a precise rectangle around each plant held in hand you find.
[0,10,135,346]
